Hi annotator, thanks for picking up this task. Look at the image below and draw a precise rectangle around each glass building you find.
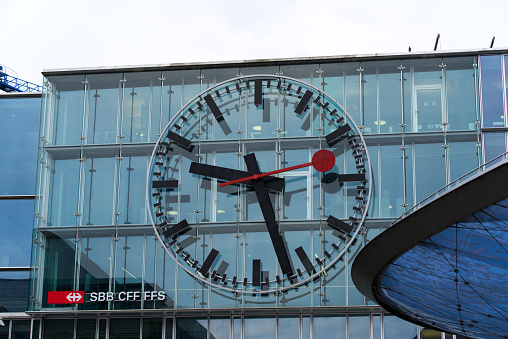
[1,48,508,338]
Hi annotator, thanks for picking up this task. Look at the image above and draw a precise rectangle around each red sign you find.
[48,291,85,304]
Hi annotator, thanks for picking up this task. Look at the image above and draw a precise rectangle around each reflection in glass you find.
[415,88,442,132]
[43,319,74,339]
[86,73,121,144]
[0,200,34,267]
[209,318,230,339]
[244,317,276,339]
[47,159,80,226]
[313,316,346,339]
[380,145,404,218]
[278,317,299,339]
[176,318,208,338]
[483,132,506,163]
[76,319,96,339]
[51,75,85,145]
[481,55,504,128]
[109,318,140,339]
[384,315,417,339]
[348,315,370,339]
[118,156,148,225]
[446,67,476,131]
[142,318,163,339]
[414,143,445,203]
[379,72,402,134]
[83,157,115,225]
[0,97,40,195]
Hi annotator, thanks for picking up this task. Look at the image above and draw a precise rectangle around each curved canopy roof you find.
[352,156,508,339]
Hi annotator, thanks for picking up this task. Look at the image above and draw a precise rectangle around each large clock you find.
[147,74,371,295]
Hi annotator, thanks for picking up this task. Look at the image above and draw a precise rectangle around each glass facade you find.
[2,50,505,338]
[0,93,40,314]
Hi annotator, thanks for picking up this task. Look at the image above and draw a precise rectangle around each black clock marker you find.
[244,153,294,277]
[216,261,229,279]
[326,215,353,234]
[325,124,352,147]
[167,130,193,152]
[189,162,285,192]
[204,94,224,122]
[163,219,190,239]
[294,90,313,115]
[295,246,315,274]
[337,173,366,183]
[253,259,261,287]
[152,179,178,189]
[199,248,219,275]
[254,80,262,106]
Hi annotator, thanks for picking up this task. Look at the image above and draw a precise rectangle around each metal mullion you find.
[141,234,147,310]
[473,58,482,167]
[502,55,507,128]
[400,63,408,213]
[376,68,380,134]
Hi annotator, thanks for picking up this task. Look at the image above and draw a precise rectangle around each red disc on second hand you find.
[312,150,335,172]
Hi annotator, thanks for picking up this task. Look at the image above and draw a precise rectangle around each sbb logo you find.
[48,291,85,304]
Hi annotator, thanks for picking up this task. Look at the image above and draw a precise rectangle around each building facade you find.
[2,49,508,338]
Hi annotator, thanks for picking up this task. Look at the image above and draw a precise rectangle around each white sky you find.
[2,0,507,85]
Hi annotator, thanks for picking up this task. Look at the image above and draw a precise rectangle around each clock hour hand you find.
[243,153,294,277]
[189,162,285,192]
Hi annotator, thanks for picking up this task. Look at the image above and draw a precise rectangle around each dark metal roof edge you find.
[0,92,42,98]
[352,158,508,307]
[41,48,508,77]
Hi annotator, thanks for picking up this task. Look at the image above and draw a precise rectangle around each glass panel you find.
[380,145,404,218]
[78,232,114,310]
[244,318,276,339]
[165,318,173,339]
[43,319,74,339]
[0,320,8,339]
[278,317,299,339]
[362,72,377,135]
[373,315,381,339]
[209,318,230,339]
[379,72,402,134]
[142,318,162,339]
[0,96,40,195]
[214,151,240,223]
[446,61,476,131]
[33,320,40,339]
[98,319,107,339]
[76,319,96,339]
[41,234,76,309]
[483,132,506,163]
[302,316,310,339]
[414,143,446,203]
[109,318,140,339]
[0,270,30,312]
[348,315,370,339]
[47,159,80,226]
[122,73,159,143]
[367,144,379,218]
[118,156,148,225]
[480,55,504,128]
[176,318,208,338]
[313,316,346,339]
[86,73,121,144]
[113,232,144,310]
[415,88,442,132]
[11,319,30,339]
[449,141,479,182]
[83,157,116,225]
[50,75,85,145]
[345,70,361,124]
[383,316,417,339]
[0,200,34,267]
[233,318,241,339]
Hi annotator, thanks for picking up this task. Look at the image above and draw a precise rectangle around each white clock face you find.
[147,75,371,294]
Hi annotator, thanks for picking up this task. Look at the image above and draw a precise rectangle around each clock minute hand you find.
[244,153,294,277]
[220,149,335,187]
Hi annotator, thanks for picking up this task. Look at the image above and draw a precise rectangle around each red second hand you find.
[219,150,335,187]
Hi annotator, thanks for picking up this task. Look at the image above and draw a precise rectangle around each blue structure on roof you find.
[0,65,41,93]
